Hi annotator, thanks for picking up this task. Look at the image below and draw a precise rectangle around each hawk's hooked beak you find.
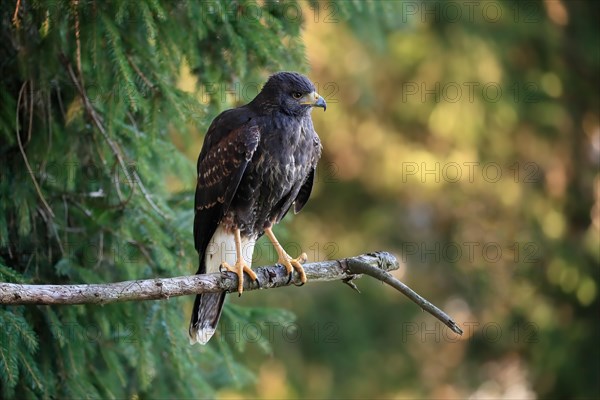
[301,91,327,111]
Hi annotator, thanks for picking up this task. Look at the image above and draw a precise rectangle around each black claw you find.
[294,280,305,287]
[286,271,293,284]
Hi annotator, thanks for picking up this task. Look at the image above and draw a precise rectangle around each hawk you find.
[189,72,326,345]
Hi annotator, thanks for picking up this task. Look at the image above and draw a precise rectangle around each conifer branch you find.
[126,54,156,91]
[0,252,463,334]
[59,54,169,219]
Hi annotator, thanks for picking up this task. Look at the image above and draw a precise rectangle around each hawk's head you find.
[257,72,326,116]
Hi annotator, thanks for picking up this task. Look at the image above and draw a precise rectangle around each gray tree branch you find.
[0,251,462,334]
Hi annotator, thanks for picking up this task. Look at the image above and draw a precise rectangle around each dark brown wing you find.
[272,167,316,224]
[293,167,315,214]
[294,128,322,214]
[193,116,260,273]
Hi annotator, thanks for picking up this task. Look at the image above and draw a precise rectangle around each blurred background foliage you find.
[0,0,598,399]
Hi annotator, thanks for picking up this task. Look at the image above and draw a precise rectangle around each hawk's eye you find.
[292,92,303,99]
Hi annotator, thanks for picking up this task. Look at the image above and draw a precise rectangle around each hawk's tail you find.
[189,248,227,345]
[189,226,255,345]
[189,291,226,345]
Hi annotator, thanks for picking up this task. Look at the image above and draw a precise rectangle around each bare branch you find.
[16,81,55,218]
[346,256,464,335]
[12,0,22,28]
[0,252,462,334]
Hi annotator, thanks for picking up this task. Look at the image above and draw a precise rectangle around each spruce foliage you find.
[0,0,361,397]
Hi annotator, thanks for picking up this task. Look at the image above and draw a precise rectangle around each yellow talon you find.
[265,227,308,284]
[221,259,257,295]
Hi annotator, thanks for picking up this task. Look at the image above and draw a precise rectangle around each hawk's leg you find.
[220,228,258,296]
[264,227,308,285]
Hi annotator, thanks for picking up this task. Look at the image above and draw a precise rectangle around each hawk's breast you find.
[229,117,316,236]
